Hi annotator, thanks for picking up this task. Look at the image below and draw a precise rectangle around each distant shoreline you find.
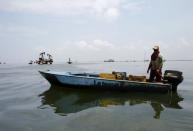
[114,59,193,62]
[0,59,193,65]
[165,60,193,61]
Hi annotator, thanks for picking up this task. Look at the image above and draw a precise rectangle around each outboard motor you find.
[163,70,183,91]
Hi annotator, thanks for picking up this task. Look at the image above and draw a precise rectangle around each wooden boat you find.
[39,70,183,93]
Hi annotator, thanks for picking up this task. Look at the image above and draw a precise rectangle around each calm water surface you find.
[0,61,193,131]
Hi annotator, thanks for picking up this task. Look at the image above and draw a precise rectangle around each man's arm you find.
[147,61,152,73]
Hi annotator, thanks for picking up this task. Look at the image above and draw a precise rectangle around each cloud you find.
[76,39,115,51]
[179,38,193,47]
[31,39,170,62]
[31,39,123,62]
[2,36,193,63]
[34,39,174,62]
[103,8,119,21]
[0,24,48,37]
[0,0,146,20]
[122,1,145,13]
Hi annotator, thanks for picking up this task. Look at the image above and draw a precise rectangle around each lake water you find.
[0,61,193,131]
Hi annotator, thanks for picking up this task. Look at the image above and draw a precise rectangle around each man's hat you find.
[153,45,159,50]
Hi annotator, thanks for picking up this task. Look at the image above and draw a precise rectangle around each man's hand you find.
[156,69,160,73]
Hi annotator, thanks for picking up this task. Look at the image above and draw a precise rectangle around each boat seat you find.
[99,73,116,80]
[128,75,146,82]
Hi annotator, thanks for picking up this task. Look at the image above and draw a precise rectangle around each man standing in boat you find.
[147,45,163,82]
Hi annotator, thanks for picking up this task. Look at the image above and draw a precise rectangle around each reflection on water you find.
[39,86,184,119]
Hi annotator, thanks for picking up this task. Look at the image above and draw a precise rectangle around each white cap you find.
[153,45,159,50]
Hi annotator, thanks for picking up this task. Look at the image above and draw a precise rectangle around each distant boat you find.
[104,59,115,62]
[28,60,33,64]
[144,59,149,62]
[67,58,72,64]
[1,62,6,64]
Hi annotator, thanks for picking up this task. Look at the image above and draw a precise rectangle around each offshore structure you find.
[67,58,72,64]
[29,52,53,65]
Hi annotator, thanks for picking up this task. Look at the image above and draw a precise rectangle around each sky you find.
[0,0,193,63]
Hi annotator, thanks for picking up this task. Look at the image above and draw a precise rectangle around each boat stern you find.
[163,70,184,91]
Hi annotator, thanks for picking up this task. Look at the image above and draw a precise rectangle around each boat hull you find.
[39,71,173,93]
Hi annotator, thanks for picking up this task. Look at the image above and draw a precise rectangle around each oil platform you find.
[29,52,53,65]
